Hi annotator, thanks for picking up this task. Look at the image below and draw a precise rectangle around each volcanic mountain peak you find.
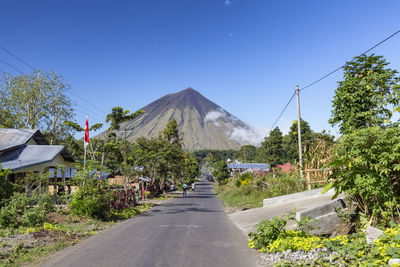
[116,88,263,150]
[143,87,219,117]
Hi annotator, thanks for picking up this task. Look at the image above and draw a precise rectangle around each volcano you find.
[115,88,260,150]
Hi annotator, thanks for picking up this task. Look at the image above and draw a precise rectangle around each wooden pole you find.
[307,170,311,190]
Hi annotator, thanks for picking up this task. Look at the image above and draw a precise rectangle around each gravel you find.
[257,248,343,266]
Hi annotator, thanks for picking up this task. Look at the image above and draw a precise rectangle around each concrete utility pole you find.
[296,85,303,181]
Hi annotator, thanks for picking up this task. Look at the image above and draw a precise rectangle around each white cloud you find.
[229,124,266,146]
[224,0,231,6]
[204,109,266,146]
[204,110,226,122]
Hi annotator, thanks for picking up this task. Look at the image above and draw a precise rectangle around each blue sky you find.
[1,0,400,141]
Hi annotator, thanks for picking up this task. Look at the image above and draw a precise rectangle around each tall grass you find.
[215,172,306,209]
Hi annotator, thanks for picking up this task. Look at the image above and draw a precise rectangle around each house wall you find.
[14,154,75,173]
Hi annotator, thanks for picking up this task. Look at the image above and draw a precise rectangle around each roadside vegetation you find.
[0,166,155,267]
[247,54,400,266]
[215,172,305,209]
[0,71,201,266]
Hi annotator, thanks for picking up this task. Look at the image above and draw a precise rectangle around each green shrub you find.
[0,192,54,228]
[35,193,56,213]
[0,193,32,228]
[234,179,241,187]
[248,215,289,249]
[7,193,31,212]
[0,206,18,228]
[21,209,45,227]
[0,168,20,206]
[69,178,113,220]
[326,127,400,225]
[249,215,400,266]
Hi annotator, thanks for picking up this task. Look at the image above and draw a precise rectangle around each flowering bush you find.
[249,215,400,266]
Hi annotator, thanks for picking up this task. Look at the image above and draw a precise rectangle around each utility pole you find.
[296,85,303,181]
[124,128,128,190]
[124,128,127,165]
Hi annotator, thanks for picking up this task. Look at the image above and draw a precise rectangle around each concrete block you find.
[295,198,346,221]
[366,226,384,245]
[263,188,335,207]
[308,212,342,236]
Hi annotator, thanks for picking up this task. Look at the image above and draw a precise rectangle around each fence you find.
[305,168,333,190]
[111,188,138,209]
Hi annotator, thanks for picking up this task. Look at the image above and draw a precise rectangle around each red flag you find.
[84,115,89,149]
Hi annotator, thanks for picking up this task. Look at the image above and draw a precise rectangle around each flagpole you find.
[84,145,87,168]
[84,115,89,169]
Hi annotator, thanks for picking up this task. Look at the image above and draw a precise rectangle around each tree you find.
[260,127,284,167]
[329,54,400,134]
[133,136,170,190]
[0,71,47,128]
[43,71,74,144]
[182,152,200,184]
[102,107,144,166]
[212,160,230,185]
[0,70,74,144]
[162,119,182,148]
[161,119,185,186]
[326,127,400,225]
[237,145,257,163]
[105,107,144,132]
[282,119,313,164]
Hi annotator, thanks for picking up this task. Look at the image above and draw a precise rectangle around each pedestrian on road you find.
[182,183,188,197]
[191,183,195,195]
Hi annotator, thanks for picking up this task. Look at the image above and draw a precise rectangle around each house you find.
[227,162,270,176]
[275,162,295,173]
[0,129,75,182]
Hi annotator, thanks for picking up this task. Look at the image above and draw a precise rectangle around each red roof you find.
[275,162,295,173]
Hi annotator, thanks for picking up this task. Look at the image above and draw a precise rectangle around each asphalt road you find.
[42,177,257,267]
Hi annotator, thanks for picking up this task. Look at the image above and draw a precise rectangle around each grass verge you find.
[0,203,154,267]
[215,175,305,209]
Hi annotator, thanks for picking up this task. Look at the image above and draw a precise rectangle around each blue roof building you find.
[227,162,270,171]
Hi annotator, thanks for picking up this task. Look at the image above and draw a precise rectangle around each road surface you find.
[42,177,257,267]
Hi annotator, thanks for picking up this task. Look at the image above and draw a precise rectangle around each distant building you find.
[275,162,295,173]
[227,162,270,175]
[0,129,75,182]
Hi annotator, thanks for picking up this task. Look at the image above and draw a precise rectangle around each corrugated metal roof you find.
[227,163,270,171]
[0,129,49,151]
[0,145,74,171]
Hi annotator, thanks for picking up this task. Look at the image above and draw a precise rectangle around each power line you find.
[74,107,104,123]
[0,46,36,71]
[66,90,108,115]
[0,57,24,74]
[300,28,400,92]
[269,28,400,133]
[0,45,110,119]
[73,102,105,122]
[270,91,296,130]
